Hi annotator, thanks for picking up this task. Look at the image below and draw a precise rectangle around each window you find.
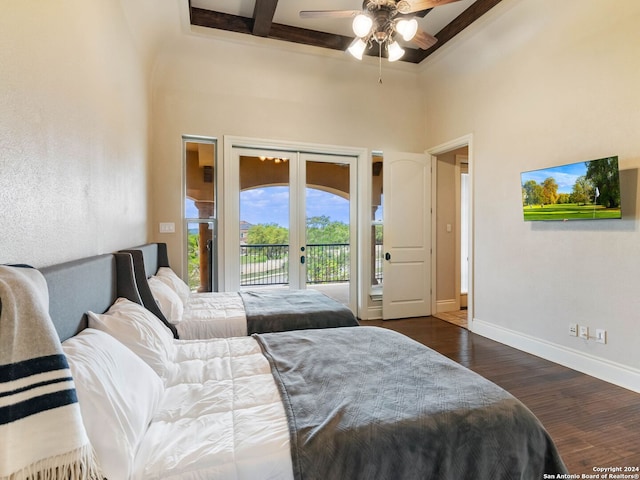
[184,137,217,292]
[371,153,383,297]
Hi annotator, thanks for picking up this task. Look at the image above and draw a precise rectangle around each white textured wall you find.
[0,0,150,267]
[5,0,636,387]
[421,0,640,386]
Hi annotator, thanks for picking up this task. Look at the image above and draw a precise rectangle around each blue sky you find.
[239,187,350,227]
[521,161,587,194]
[186,187,359,227]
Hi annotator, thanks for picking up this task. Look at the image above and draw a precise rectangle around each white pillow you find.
[155,267,191,305]
[62,329,164,480]
[88,297,175,376]
[148,276,184,324]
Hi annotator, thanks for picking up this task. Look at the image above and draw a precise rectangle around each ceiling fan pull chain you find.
[378,44,383,84]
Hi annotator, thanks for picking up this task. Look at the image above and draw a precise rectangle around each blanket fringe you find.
[2,444,103,480]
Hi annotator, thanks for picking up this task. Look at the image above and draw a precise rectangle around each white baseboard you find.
[471,318,640,393]
[364,305,382,320]
[436,299,458,313]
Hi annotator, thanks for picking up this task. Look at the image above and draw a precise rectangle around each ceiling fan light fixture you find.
[352,13,373,38]
[348,37,367,60]
[387,41,405,62]
[396,18,418,42]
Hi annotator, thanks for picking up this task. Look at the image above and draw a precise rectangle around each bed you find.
[2,252,569,479]
[25,253,291,479]
[119,243,359,339]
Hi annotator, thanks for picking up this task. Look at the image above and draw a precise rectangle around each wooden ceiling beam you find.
[188,0,506,65]
[189,7,424,63]
[190,8,253,35]
[253,0,279,37]
[416,0,503,62]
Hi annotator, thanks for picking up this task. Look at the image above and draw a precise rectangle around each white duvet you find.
[175,292,248,340]
[133,336,293,480]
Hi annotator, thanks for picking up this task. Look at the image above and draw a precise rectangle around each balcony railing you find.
[241,244,289,286]
[374,243,384,285]
[240,243,385,287]
[241,243,352,286]
[305,243,350,284]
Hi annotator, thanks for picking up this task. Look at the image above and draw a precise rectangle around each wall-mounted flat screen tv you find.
[521,156,621,221]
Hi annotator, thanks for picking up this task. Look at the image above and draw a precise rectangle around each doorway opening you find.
[428,135,473,329]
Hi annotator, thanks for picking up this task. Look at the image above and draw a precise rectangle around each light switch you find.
[446,224,452,233]
[159,222,175,233]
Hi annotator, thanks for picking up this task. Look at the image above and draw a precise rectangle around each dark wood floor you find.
[367,316,640,474]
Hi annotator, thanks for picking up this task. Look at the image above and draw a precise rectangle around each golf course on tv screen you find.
[521,156,621,221]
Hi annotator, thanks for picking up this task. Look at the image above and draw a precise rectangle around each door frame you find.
[427,134,474,327]
[222,136,367,316]
[455,155,469,310]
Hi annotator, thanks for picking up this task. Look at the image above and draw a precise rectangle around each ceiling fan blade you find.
[299,10,360,19]
[402,0,463,13]
[411,29,438,50]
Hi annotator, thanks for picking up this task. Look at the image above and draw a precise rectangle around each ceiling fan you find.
[300,0,462,62]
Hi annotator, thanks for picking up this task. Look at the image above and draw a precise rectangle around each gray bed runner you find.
[254,326,567,480]
[239,289,358,334]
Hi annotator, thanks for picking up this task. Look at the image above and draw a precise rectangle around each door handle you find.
[300,255,305,264]
[385,252,391,261]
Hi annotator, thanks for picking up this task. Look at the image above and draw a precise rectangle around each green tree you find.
[541,177,559,205]
[246,223,289,260]
[570,175,593,205]
[187,232,200,290]
[304,216,350,283]
[585,157,621,208]
[373,224,383,244]
[306,216,350,244]
[247,223,288,244]
[522,180,543,206]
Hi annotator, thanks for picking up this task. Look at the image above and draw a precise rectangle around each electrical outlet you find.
[595,329,607,344]
[579,325,589,340]
[568,323,578,336]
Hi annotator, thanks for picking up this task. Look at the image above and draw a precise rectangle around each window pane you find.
[187,221,214,292]
[372,156,383,288]
[184,139,216,292]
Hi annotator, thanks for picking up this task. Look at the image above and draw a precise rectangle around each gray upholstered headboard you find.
[119,243,178,338]
[121,243,170,278]
[39,252,142,342]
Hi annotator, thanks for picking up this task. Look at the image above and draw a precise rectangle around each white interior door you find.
[382,152,432,319]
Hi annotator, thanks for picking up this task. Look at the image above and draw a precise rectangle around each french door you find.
[227,147,357,310]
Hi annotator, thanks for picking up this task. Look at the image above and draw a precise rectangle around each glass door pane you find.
[232,147,357,309]
[304,157,355,307]
[239,153,290,289]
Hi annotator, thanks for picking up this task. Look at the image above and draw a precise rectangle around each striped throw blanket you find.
[0,266,101,480]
